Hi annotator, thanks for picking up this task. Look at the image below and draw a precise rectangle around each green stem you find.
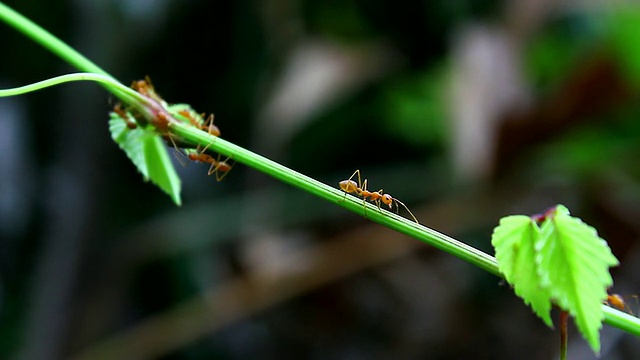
[560,311,568,360]
[603,305,640,336]
[0,72,163,126]
[0,72,137,100]
[0,2,133,103]
[0,2,106,74]
[170,119,640,337]
[171,122,501,272]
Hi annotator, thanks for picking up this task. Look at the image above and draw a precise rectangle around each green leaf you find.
[142,134,182,206]
[109,113,182,206]
[536,205,619,354]
[491,215,552,327]
[109,113,149,179]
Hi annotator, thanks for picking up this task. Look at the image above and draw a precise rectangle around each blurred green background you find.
[1,0,639,359]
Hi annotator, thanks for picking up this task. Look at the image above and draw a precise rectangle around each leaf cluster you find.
[492,205,619,354]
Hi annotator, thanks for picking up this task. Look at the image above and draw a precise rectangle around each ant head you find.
[381,194,394,208]
[339,180,358,193]
[132,79,149,93]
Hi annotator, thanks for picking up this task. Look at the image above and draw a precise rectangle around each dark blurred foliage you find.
[0,0,639,359]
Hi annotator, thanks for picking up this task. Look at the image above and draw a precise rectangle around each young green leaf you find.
[142,133,182,206]
[109,113,149,179]
[536,205,619,354]
[491,215,553,327]
[109,113,182,205]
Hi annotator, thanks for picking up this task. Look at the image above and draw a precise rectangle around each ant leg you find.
[200,142,212,154]
[360,178,370,218]
[168,135,189,167]
[208,154,233,181]
[207,161,221,177]
[355,170,363,190]
[339,189,348,203]
[214,163,232,181]
[393,199,419,224]
[205,114,221,137]
[197,143,232,181]
[345,169,362,188]
[199,130,221,155]
[373,189,385,213]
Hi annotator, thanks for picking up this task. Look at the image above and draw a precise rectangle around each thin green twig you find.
[169,90,640,339]
[0,1,133,103]
[0,72,137,99]
[171,121,501,276]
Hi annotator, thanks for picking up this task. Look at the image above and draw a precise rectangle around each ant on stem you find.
[176,109,221,137]
[169,137,232,181]
[110,76,173,132]
[112,103,138,129]
[131,76,168,107]
[339,169,419,224]
[605,293,637,316]
[116,75,232,180]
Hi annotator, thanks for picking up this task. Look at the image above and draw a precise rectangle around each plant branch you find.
[0,2,133,103]
[169,119,640,337]
[0,72,137,100]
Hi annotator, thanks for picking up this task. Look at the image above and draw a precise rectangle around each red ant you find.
[605,293,637,315]
[124,77,229,176]
[339,169,419,223]
[177,110,221,137]
[131,76,167,106]
[169,137,232,181]
[112,103,138,129]
[130,78,222,137]
[114,76,174,132]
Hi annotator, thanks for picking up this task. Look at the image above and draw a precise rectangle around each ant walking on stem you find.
[339,169,419,224]
[605,293,637,316]
[185,146,233,181]
[176,109,221,137]
[169,137,233,181]
[112,103,138,129]
[114,75,233,180]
